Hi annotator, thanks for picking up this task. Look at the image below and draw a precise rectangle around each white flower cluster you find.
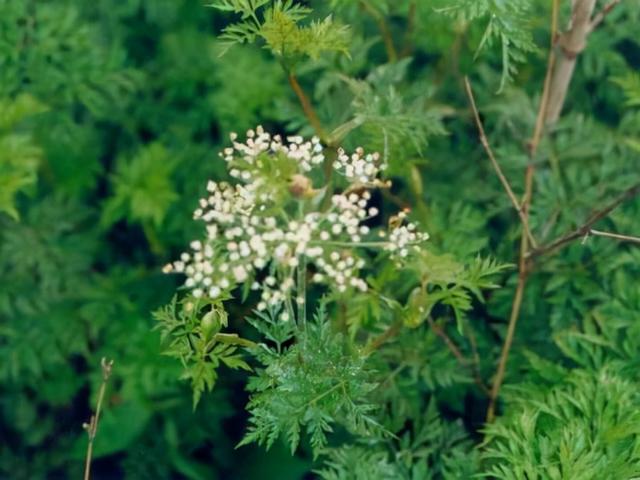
[333,146,385,184]
[222,125,324,181]
[164,127,428,310]
[384,211,429,259]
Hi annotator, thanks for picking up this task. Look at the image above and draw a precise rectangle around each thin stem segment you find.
[83,358,114,480]
[464,78,538,248]
[297,255,307,331]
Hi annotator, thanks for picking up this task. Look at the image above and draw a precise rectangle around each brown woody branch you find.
[486,165,534,422]
[360,0,398,62]
[588,229,640,244]
[468,0,629,425]
[464,78,538,248]
[589,0,622,32]
[427,317,490,395]
[363,313,489,394]
[401,1,417,57]
[363,318,403,355]
[545,0,598,123]
[528,182,640,258]
[288,73,327,143]
[485,0,559,423]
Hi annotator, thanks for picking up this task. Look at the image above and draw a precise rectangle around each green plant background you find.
[1,0,639,478]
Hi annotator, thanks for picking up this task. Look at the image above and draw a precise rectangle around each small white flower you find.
[232,265,248,282]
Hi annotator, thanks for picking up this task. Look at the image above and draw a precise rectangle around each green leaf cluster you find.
[155,296,253,407]
[434,0,538,91]
[0,95,44,219]
[240,305,381,457]
[211,0,350,61]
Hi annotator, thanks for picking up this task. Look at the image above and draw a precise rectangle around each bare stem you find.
[528,182,640,258]
[464,77,538,248]
[364,318,403,355]
[588,229,640,244]
[287,73,327,143]
[360,0,398,62]
[485,0,560,423]
[297,255,307,331]
[486,165,534,422]
[365,314,489,394]
[427,317,490,395]
[529,0,560,154]
[401,1,417,57]
[545,0,598,123]
[83,358,114,480]
[589,0,622,32]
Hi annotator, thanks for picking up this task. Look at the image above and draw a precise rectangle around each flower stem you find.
[83,358,114,480]
[297,255,307,331]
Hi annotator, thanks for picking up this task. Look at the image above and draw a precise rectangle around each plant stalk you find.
[83,358,114,480]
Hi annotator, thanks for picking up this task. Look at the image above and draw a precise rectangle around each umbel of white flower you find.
[163,126,428,313]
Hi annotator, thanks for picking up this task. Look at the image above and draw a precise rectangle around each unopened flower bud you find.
[288,174,312,198]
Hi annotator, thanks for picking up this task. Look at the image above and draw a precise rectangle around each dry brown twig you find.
[359,0,398,62]
[364,318,404,355]
[426,317,490,395]
[587,229,640,244]
[83,358,114,480]
[484,0,560,422]
[529,182,640,258]
[481,0,632,423]
[486,166,534,422]
[401,1,417,57]
[287,73,328,143]
[589,0,622,32]
[463,78,538,249]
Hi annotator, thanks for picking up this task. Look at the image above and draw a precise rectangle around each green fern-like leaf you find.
[435,0,537,92]
[239,304,382,457]
[0,95,45,219]
[612,72,640,107]
[483,368,640,479]
[102,143,178,228]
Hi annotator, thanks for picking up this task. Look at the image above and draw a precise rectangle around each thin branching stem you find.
[528,182,640,258]
[486,166,533,422]
[365,312,490,394]
[464,78,538,248]
[427,317,490,395]
[485,0,559,423]
[401,1,417,57]
[589,0,622,32]
[363,318,403,356]
[83,358,114,480]
[359,0,397,62]
[587,229,640,244]
[297,380,347,412]
[529,0,559,156]
[287,72,327,143]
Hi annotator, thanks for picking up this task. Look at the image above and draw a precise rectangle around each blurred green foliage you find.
[1,0,639,478]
